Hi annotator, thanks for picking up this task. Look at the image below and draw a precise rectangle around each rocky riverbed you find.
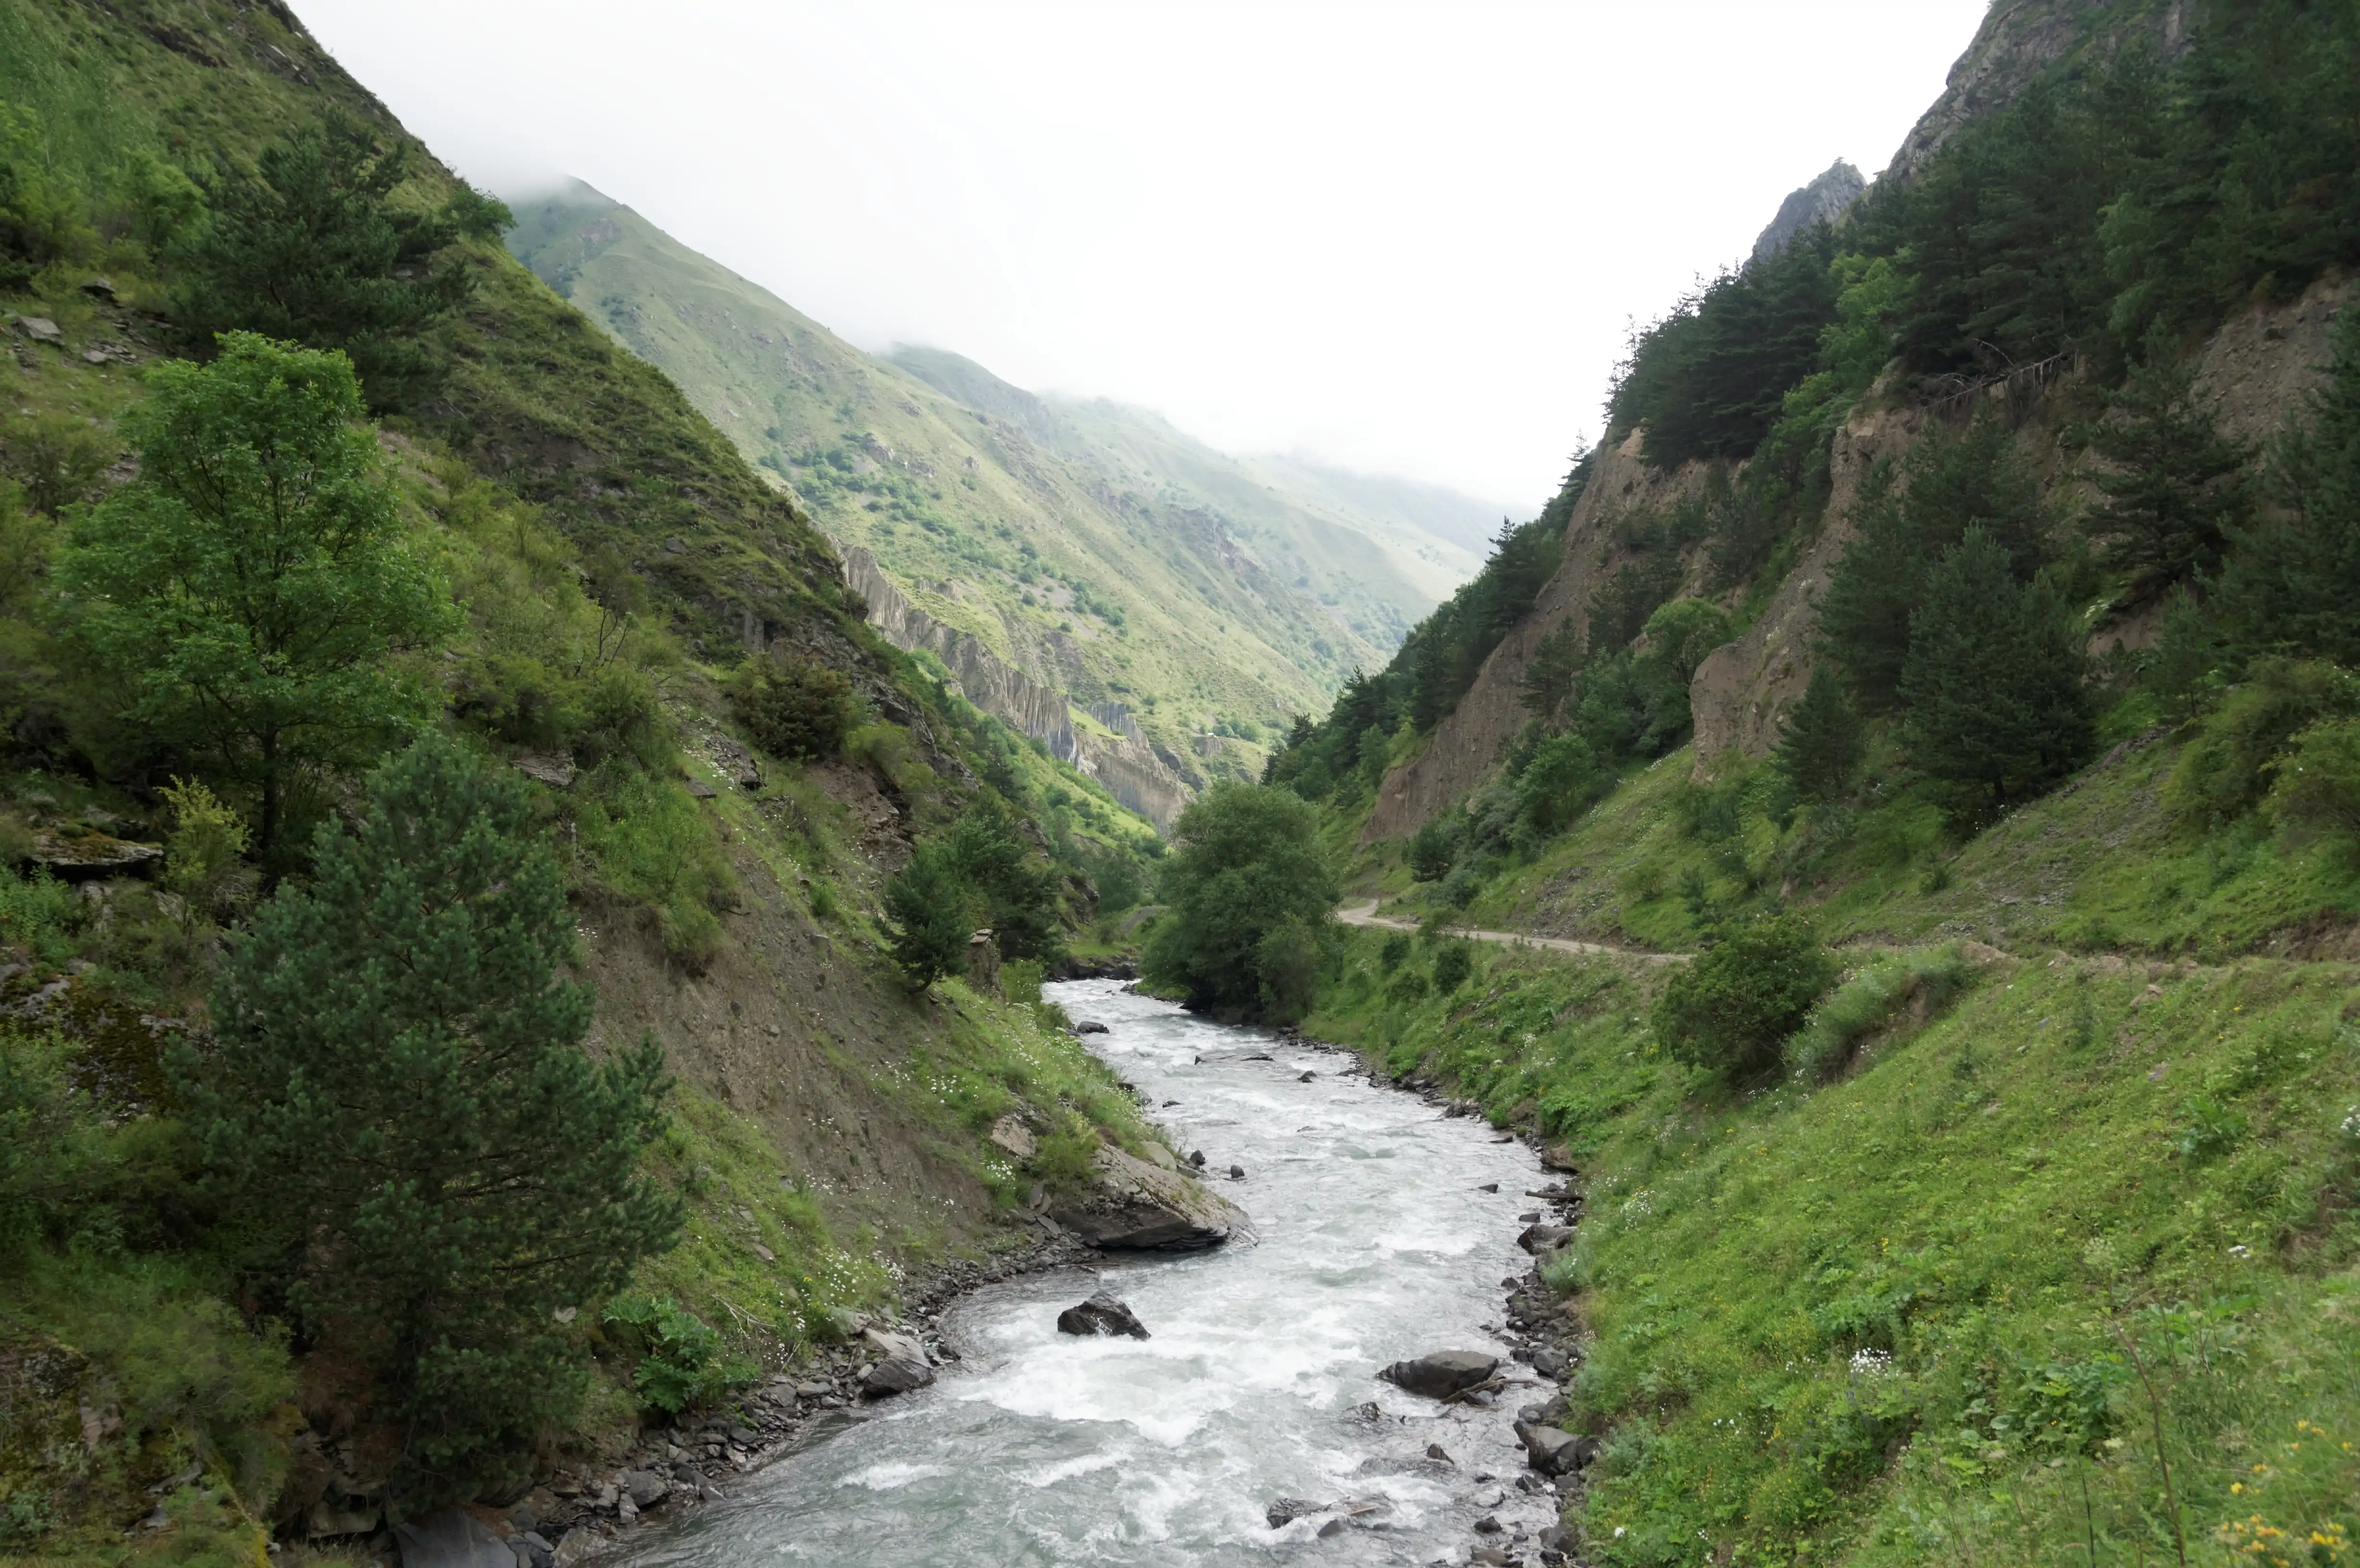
[553,980,1594,1568]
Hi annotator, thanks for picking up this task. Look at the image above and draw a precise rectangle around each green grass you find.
[1303,927,2360,1566]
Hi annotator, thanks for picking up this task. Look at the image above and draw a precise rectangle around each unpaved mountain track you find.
[1339,901,1690,963]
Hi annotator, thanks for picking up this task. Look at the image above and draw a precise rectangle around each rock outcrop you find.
[841,547,1194,828]
[1750,160,1865,263]
[1362,431,1714,843]
[1046,1143,1253,1250]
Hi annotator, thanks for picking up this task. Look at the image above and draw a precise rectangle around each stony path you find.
[1338,900,1690,963]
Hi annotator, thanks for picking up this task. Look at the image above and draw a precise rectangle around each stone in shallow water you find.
[1056,1290,1150,1339]
[1376,1349,1498,1399]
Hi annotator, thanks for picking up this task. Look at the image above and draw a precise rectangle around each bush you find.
[602,1295,746,1417]
[1430,940,1474,995]
[1407,811,1460,881]
[0,411,116,517]
[574,765,738,966]
[2164,658,2359,830]
[729,651,858,762]
[2265,716,2360,857]
[1654,915,1837,1078]
[1517,732,1605,834]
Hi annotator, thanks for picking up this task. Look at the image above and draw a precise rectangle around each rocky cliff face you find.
[1751,161,1865,263]
[843,548,1195,829]
[1361,431,1716,843]
[1689,269,2352,767]
[1882,0,2191,182]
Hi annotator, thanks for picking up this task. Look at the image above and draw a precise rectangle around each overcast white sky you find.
[298,0,1987,509]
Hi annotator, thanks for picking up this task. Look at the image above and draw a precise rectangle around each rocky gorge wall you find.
[841,548,1195,829]
[1367,269,2354,840]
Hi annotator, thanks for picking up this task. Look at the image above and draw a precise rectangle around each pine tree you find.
[884,840,979,988]
[1774,666,1867,804]
[2214,301,2360,666]
[2078,331,2255,594]
[1899,529,2095,828]
[175,115,506,408]
[1819,418,2059,713]
[184,733,679,1486]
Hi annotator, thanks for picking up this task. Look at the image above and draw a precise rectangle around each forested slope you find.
[0,2,1181,1560]
[1236,0,2360,1561]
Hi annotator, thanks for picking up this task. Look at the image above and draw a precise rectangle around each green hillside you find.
[1160,0,2360,1562]
[504,182,1488,797]
[0,2,1175,1560]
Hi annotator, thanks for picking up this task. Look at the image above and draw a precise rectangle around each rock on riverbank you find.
[1047,1142,1253,1250]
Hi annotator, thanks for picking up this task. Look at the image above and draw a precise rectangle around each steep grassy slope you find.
[504,182,1487,797]
[0,1,1169,1559]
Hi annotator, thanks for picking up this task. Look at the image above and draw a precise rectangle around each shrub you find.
[2164,658,2359,830]
[601,1295,745,1417]
[574,766,737,965]
[1377,931,1412,974]
[158,777,249,926]
[1430,940,1474,995]
[1407,811,1460,881]
[1655,914,1837,1078]
[2264,715,2360,857]
[729,652,858,762]
[1517,733,1604,834]
[0,411,115,517]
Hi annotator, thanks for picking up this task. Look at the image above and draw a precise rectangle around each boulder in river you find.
[1515,1421,1598,1476]
[1376,1349,1498,1399]
[859,1328,935,1396]
[1047,1144,1253,1250]
[1266,1497,1328,1529]
[1074,1020,1110,1035]
[1518,1223,1576,1254]
[1057,1290,1150,1339]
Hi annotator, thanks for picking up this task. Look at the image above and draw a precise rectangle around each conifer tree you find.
[1899,528,2094,827]
[176,116,506,408]
[2078,331,2255,594]
[1774,666,1867,804]
[184,733,679,1484]
[2214,301,2360,666]
[884,840,979,988]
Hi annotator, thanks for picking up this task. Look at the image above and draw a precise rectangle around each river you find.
[615,979,1561,1566]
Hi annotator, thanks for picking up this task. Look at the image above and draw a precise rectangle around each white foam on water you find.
[833,1460,947,1491]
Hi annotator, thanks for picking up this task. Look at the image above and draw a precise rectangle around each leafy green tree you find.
[1406,811,1461,882]
[1430,939,1474,995]
[1773,666,1866,805]
[1641,597,1733,686]
[884,840,979,989]
[2076,332,2255,594]
[175,116,507,408]
[184,734,679,1488]
[1516,732,1604,834]
[58,334,450,862]
[943,795,1062,961]
[2213,301,2360,667]
[1899,529,2094,829]
[1142,783,1338,1020]
[1655,914,1836,1079]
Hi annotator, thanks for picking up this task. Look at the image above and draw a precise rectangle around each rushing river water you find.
[619,980,1560,1567]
